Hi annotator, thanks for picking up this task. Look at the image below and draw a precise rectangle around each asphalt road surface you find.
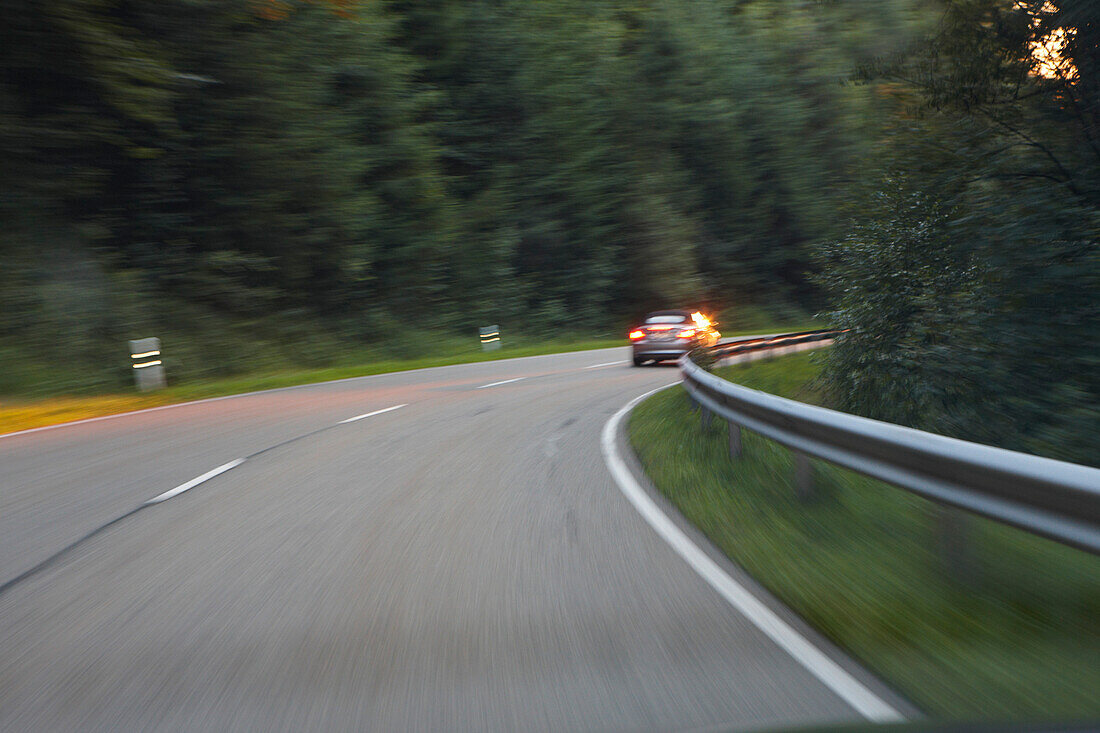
[0,346,910,731]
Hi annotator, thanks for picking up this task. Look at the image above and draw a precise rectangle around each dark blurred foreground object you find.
[629,310,720,366]
[749,723,1100,733]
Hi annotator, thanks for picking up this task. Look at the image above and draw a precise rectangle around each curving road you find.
[0,346,911,731]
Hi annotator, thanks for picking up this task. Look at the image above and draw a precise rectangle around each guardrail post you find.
[931,506,976,584]
[793,451,814,500]
[682,336,1100,555]
[728,421,742,458]
[700,406,712,431]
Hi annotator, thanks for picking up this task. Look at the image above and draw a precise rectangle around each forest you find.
[1,0,1096,463]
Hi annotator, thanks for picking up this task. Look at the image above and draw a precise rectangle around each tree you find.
[818,0,1099,465]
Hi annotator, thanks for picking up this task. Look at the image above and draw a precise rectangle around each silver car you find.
[629,310,720,366]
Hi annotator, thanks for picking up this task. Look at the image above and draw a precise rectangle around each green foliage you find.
[1,0,930,394]
[716,302,824,335]
[817,0,1099,465]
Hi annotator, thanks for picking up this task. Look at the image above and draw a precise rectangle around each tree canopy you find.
[817,0,1099,465]
[3,0,918,391]
[4,0,1092,466]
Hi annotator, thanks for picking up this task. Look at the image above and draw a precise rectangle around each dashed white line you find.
[339,403,408,424]
[600,385,905,723]
[476,377,526,389]
[584,360,627,369]
[141,403,406,506]
[144,459,246,505]
[1,347,625,441]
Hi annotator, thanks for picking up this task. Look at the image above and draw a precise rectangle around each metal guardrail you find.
[682,333,1100,554]
[710,329,845,360]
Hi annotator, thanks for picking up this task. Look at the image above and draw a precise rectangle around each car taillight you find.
[677,328,696,339]
[629,330,644,340]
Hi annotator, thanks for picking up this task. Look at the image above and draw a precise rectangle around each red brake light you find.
[629,330,644,340]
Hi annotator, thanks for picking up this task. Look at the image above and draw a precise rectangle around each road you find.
[0,346,908,731]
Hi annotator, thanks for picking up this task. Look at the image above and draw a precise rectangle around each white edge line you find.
[144,459,246,505]
[584,361,627,369]
[476,377,525,389]
[600,384,905,723]
[339,403,407,424]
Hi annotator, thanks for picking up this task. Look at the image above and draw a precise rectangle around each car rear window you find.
[645,314,688,324]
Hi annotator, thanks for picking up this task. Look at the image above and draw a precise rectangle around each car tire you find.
[632,357,645,367]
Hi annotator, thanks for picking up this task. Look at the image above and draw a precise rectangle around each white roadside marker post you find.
[129,337,166,391]
[480,325,501,351]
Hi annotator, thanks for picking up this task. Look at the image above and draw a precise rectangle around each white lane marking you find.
[600,386,905,723]
[0,348,625,441]
[339,403,407,424]
[144,459,246,505]
[584,360,627,369]
[141,401,406,506]
[476,377,526,389]
[2,338,777,441]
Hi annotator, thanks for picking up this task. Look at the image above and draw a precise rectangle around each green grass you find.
[715,302,826,335]
[0,336,622,435]
[628,351,1100,720]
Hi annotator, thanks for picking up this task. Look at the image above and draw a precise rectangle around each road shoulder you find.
[605,383,922,721]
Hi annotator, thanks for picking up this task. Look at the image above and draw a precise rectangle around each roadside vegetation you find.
[1,0,919,399]
[714,304,825,336]
[0,299,819,435]
[629,351,1100,719]
[4,2,1093,466]
[814,1,1098,468]
[0,297,824,435]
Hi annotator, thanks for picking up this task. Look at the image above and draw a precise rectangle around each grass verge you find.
[0,336,621,436]
[628,350,1100,719]
[715,302,825,335]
